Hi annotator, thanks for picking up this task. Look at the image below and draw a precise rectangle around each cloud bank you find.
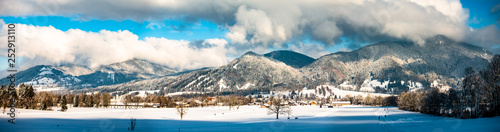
[0,22,229,70]
[0,0,499,69]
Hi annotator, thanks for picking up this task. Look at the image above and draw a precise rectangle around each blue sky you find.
[0,0,499,71]
[0,16,227,41]
[462,0,500,28]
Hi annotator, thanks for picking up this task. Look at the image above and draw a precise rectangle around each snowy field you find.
[1,106,499,132]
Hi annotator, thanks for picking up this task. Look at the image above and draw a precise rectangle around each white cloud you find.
[1,0,499,57]
[0,22,229,70]
[145,22,162,30]
[226,5,288,47]
[465,25,500,53]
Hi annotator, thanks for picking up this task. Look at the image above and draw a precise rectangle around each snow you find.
[341,78,424,93]
[197,75,206,80]
[166,91,201,96]
[2,106,498,131]
[34,87,63,92]
[218,79,228,90]
[430,80,452,92]
[39,67,54,76]
[299,87,315,95]
[329,86,393,98]
[38,70,54,75]
[128,90,160,98]
[238,83,254,90]
[37,77,57,84]
[108,72,115,83]
[186,80,197,88]
[197,77,210,87]
[360,86,375,92]
[339,81,356,90]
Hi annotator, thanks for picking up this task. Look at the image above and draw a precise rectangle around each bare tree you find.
[79,94,86,107]
[201,95,208,107]
[176,100,188,120]
[363,94,374,105]
[123,95,132,109]
[40,92,53,110]
[94,92,101,108]
[228,95,237,110]
[133,96,142,109]
[374,96,383,106]
[102,93,112,108]
[85,94,94,107]
[66,93,74,107]
[267,97,291,119]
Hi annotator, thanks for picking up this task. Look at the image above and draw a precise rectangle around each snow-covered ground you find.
[1,106,499,132]
[330,87,394,98]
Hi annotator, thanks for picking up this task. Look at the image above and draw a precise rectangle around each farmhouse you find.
[331,101,351,106]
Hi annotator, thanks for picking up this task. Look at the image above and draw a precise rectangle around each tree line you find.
[128,94,253,109]
[0,84,113,112]
[398,55,500,119]
[342,94,398,106]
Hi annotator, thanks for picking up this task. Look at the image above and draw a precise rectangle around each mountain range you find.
[1,35,494,94]
[0,59,178,88]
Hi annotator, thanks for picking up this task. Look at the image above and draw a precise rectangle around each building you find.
[331,101,351,107]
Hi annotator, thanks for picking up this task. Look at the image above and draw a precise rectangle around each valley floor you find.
[1,105,499,132]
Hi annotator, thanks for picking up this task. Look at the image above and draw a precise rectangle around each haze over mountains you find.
[1,36,494,94]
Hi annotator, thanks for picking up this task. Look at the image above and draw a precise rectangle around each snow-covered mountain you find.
[0,59,178,88]
[158,51,303,93]
[76,59,178,87]
[302,35,493,93]
[3,35,494,95]
[53,64,93,76]
[153,35,493,94]
[96,58,177,78]
[0,65,81,88]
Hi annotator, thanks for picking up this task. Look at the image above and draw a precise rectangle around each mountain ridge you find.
[2,35,495,95]
[0,58,179,88]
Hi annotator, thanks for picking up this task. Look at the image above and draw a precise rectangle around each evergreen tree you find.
[61,95,68,112]
[0,85,9,113]
[487,55,500,115]
[41,92,53,110]
[26,85,35,109]
[73,95,79,107]
[18,84,27,108]
[446,89,460,117]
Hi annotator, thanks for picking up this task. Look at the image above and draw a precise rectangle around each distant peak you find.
[242,51,260,57]
[127,58,147,62]
[264,50,305,56]
[268,50,294,53]
[427,35,453,43]
[33,65,51,68]
[263,50,315,68]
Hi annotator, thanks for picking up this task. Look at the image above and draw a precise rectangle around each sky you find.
[0,0,499,72]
